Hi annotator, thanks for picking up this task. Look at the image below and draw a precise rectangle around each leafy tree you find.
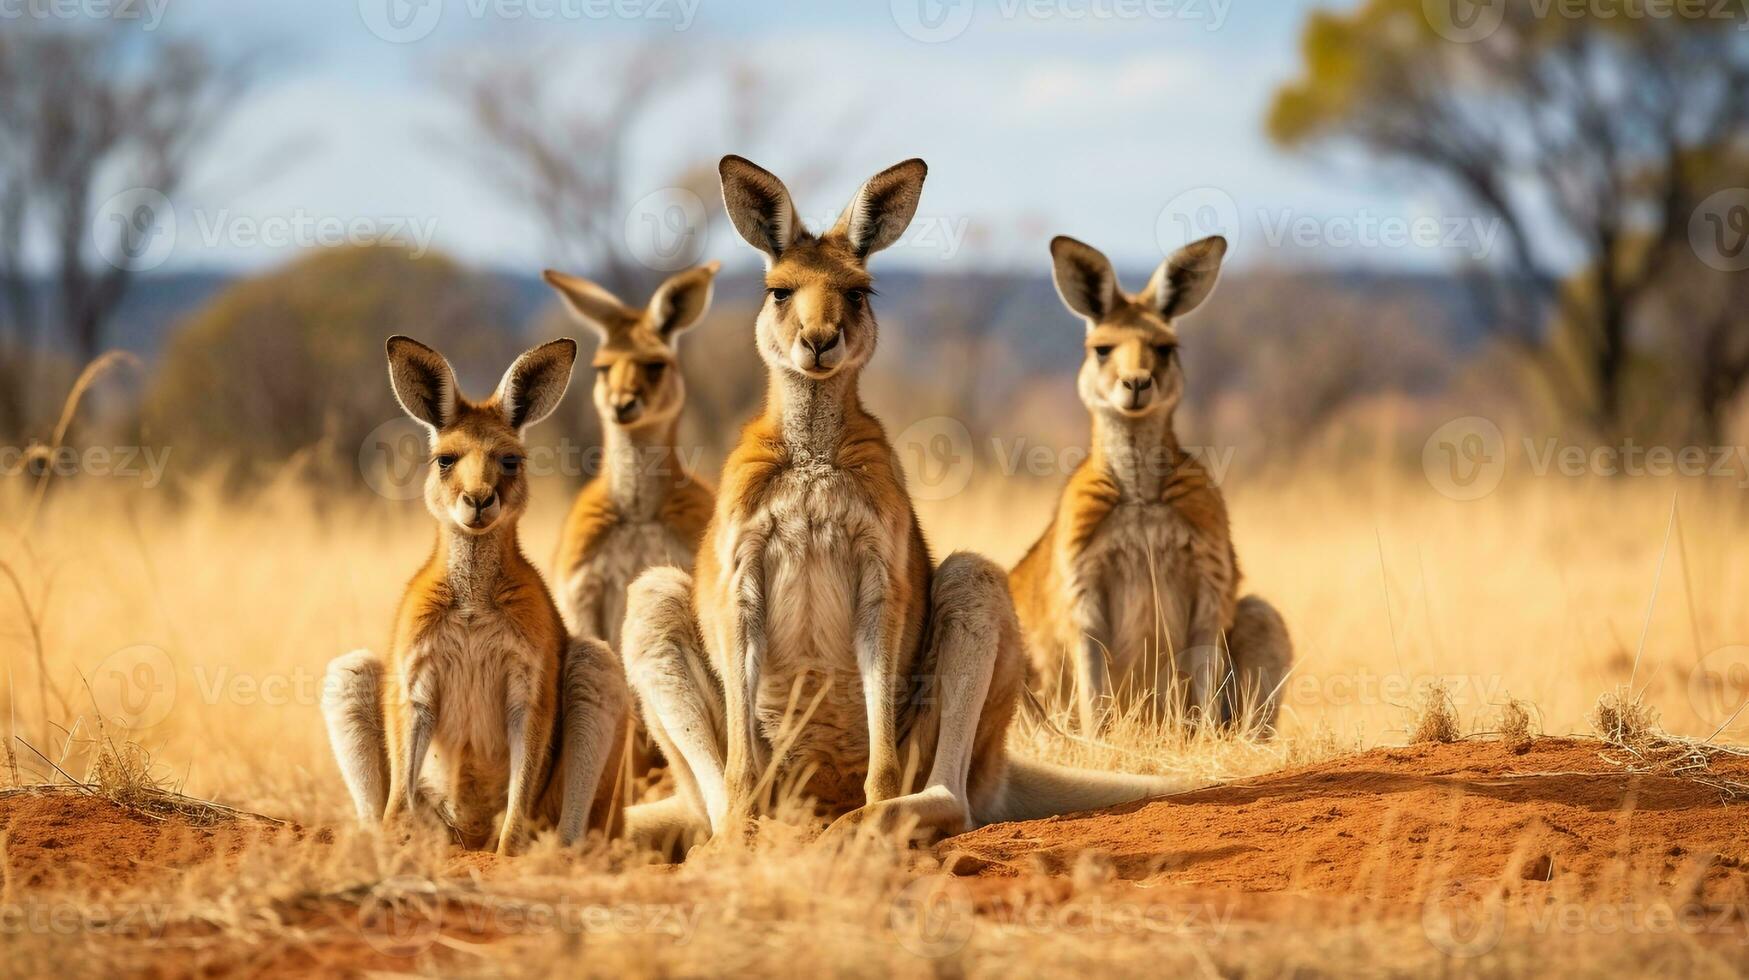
[1269,0,1749,437]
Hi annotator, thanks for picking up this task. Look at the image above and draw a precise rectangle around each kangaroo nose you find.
[464,490,496,512]
[805,332,840,356]
[1122,375,1153,392]
[614,397,641,422]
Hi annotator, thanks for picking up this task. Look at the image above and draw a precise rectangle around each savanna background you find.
[2,0,1748,976]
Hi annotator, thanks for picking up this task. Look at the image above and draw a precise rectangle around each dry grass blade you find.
[1409,680,1460,744]
[21,349,143,533]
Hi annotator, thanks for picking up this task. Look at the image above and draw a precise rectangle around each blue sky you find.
[102,0,1493,275]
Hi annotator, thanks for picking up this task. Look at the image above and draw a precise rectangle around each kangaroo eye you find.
[845,289,866,308]
[768,287,792,303]
[434,454,458,470]
[499,455,522,475]
[1154,344,1177,360]
[1092,345,1113,361]
[644,362,666,383]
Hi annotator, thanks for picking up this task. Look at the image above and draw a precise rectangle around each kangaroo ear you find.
[386,335,459,430]
[831,158,927,258]
[495,338,577,433]
[542,269,637,340]
[719,155,803,262]
[1146,236,1227,319]
[647,261,720,344]
[1049,236,1118,323]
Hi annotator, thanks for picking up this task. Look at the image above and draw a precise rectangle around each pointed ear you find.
[1049,236,1118,323]
[495,338,577,433]
[646,261,720,344]
[542,269,637,340]
[719,155,803,262]
[830,158,927,258]
[1146,235,1227,319]
[386,335,459,430]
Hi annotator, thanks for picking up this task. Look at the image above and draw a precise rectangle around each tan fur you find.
[1011,235,1292,734]
[618,159,1187,851]
[322,337,628,854]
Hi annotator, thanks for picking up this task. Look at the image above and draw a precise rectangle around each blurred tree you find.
[0,24,256,432]
[441,44,854,300]
[148,246,522,490]
[1269,0,1749,437]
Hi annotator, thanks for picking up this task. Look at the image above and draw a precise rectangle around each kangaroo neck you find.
[1090,408,1180,502]
[601,414,682,520]
[440,524,518,608]
[770,367,858,465]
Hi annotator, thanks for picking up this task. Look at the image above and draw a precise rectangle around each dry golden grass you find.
[2,462,1747,975]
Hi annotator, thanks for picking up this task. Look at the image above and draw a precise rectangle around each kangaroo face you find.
[1050,234,1227,421]
[759,238,875,380]
[542,264,718,430]
[718,155,927,382]
[386,336,577,536]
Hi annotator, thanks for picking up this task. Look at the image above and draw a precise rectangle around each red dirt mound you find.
[0,787,289,893]
[941,737,1749,909]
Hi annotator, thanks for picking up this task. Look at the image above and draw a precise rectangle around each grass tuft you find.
[1409,680,1460,744]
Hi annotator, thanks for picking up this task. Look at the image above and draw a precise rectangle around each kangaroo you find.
[616,157,1184,847]
[1009,235,1293,736]
[545,263,718,653]
[321,337,628,854]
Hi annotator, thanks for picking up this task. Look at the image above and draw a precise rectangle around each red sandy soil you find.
[7,737,1749,971]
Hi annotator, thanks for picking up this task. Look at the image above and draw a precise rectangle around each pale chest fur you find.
[743,464,902,803]
[1067,502,1231,675]
[401,606,546,830]
[562,521,697,649]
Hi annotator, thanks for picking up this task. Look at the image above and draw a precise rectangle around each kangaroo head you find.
[541,263,718,430]
[1049,235,1226,420]
[386,335,576,536]
[718,155,927,381]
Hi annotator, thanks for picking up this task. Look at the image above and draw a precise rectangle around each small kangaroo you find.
[617,157,1183,846]
[545,263,718,652]
[1009,235,1292,735]
[322,337,628,854]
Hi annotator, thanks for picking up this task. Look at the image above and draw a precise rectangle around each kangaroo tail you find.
[978,756,1195,826]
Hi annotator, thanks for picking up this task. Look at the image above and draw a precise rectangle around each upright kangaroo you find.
[618,157,1183,845]
[546,263,718,653]
[1009,235,1292,735]
[322,337,628,854]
